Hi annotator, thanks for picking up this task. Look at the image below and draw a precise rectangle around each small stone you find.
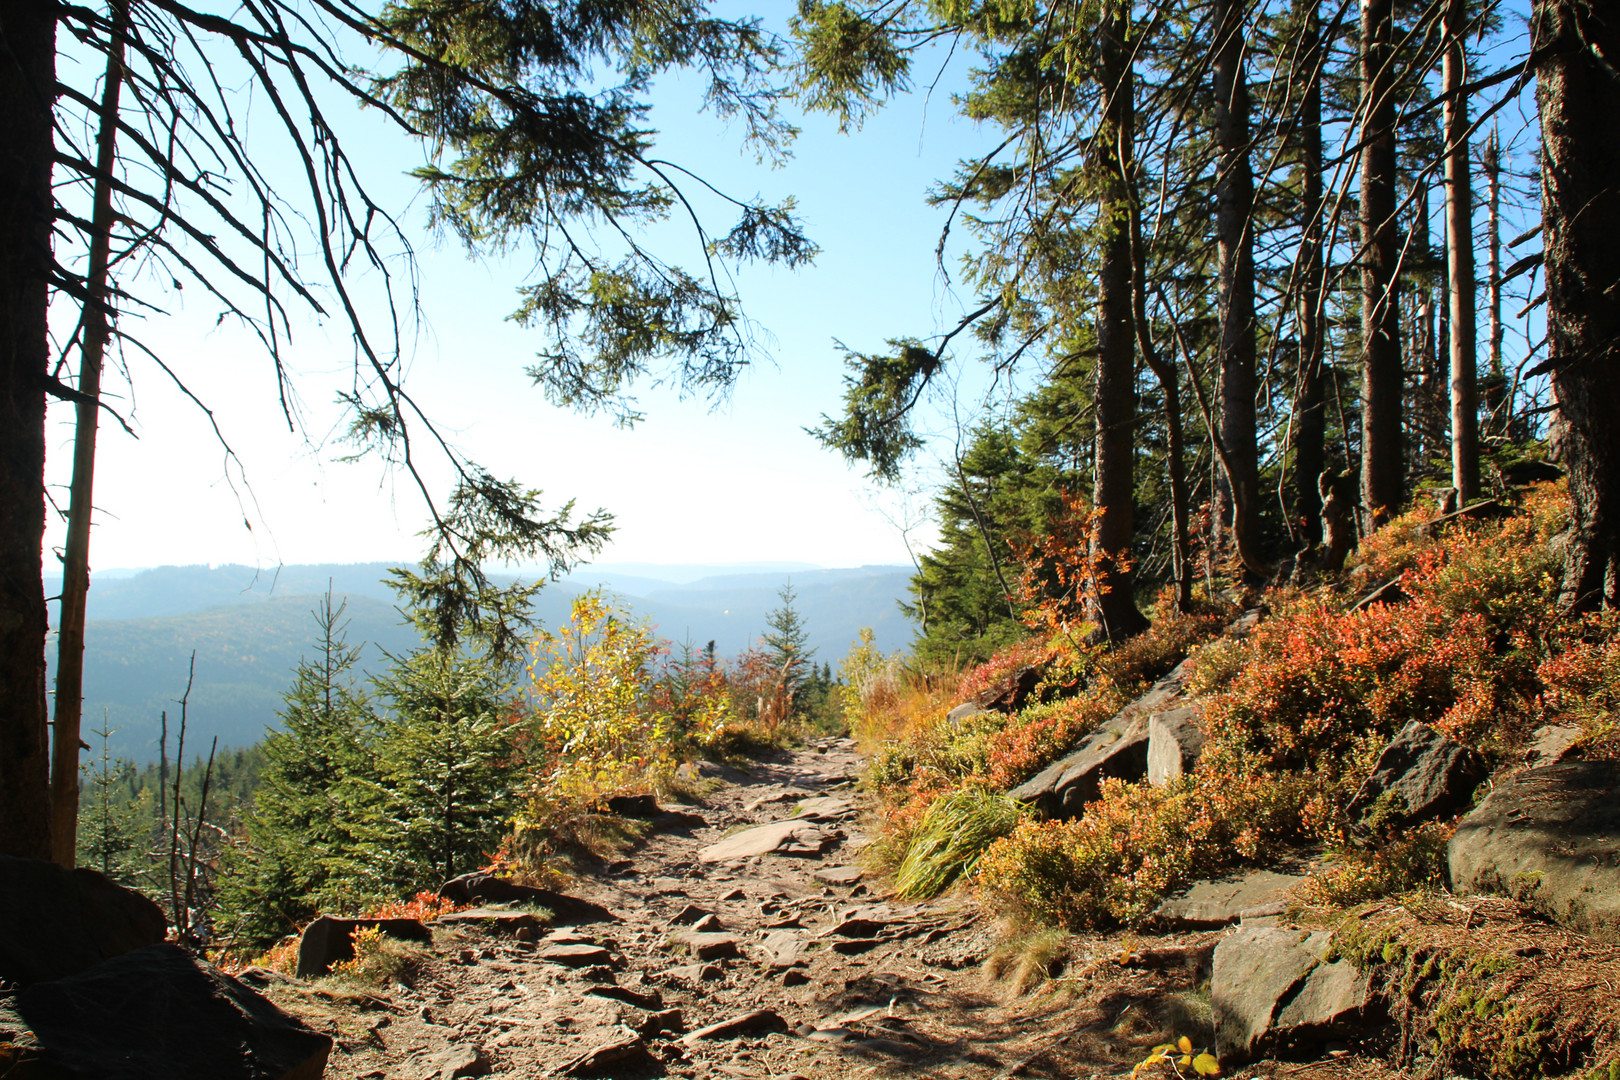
[782,970,811,987]
[812,866,864,886]
[666,962,723,982]
[680,932,742,961]
[689,913,724,932]
[555,1028,652,1076]
[720,887,747,901]
[457,949,477,965]
[585,984,664,1010]
[668,903,714,926]
[433,1045,491,1080]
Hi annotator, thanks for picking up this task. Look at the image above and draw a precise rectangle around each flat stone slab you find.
[555,1027,651,1076]
[536,943,613,967]
[437,875,618,925]
[1450,761,1620,941]
[585,985,663,1010]
[1344,720,1488,841]
[794,796,856,820]
[434,908,542,935]
[757,929,802,968]
[680,1008,791,1044]
[1152,868,1309,929]
[679,932,743,961]
[698,819,836,862]
[813,866,865,886]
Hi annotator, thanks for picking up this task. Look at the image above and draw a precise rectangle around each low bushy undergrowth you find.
[972,482,1582,929]
[977,772,1314,927]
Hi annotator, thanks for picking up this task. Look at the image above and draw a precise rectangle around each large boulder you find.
[296,915,431,977]
[1343,721,1488,842]
[1008,714,1150,819]
[0,942,330,1079]
[1212,926,1374,1064]
[0,855,167,987]
[1449,761,1620,941]
[1147,705,1207,785]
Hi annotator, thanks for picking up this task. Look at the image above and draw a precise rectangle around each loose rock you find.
[680,1008,791,1043]
[1343,720,1488,841]
[697,819,836,862]
[1212,926,1373,1063]
[0,942,331,1080]
[297,916,431,978]
[0,855,167,987]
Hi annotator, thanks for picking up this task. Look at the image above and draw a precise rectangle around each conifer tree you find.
[368,646,514,892]
[76,720,150,887]
[761,585,816,723]
[216,593,380,946]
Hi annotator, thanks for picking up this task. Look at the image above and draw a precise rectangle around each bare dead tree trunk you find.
[1213,0,1262,571]
[1535,0,1620,611]
[0,0,57,861]
[1443,0,1479,505]
[51,0,130,868]
[1360,0,1404,530]
[1090,0,1149,641]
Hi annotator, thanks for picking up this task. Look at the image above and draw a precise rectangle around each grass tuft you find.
[894,786,1027,899]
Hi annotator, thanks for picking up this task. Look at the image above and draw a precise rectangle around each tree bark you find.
[1482,127,1508,435]
[1535,0,1620,611]
[1213,0,1261,569]
[1360,0,1404,530]
[1443,0,1479,505]
[1089,0,1149,642]
[1130,180,1191,612]
[1292,0,1327,548]
[0,0,57,861]
[51,0,129,868]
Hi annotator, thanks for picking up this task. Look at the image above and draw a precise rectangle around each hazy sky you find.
[45,15,1003,575]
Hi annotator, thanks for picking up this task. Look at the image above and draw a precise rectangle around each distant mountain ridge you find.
[48,561,915,758]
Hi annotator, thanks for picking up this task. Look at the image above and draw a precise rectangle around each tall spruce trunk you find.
[1130,184,1192,612]
[1293,0,1327,548]
[1213,0,1262,572]
[1089,0,1149,641]
[0,0,57,861]
[1535,0,1620,610]
[1360,0,1404,530]
[51,0,130,867]
[1444,0,1479,504]
[1483,128,1508,434]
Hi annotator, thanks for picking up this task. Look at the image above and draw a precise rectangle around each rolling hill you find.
[48,562,916,758]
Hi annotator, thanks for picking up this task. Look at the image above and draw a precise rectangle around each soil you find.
[262,740,1411,1080]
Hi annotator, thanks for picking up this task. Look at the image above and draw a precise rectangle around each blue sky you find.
[45,14,1004,574]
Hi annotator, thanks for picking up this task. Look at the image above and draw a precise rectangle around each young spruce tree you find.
[217,592,380,947]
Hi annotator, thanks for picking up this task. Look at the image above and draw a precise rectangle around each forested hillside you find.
[50,563,912,756]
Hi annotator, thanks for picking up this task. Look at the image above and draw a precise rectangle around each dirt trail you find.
[270,740,1376,1080]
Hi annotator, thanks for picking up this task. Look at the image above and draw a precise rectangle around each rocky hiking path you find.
[265,738,1310,1080]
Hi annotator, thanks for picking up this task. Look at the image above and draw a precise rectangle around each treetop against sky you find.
[43,15,1002,574]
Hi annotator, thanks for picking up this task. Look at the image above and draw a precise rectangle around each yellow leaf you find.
[1193,1051,1222,1076]
[1178,1036,1194,1054]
